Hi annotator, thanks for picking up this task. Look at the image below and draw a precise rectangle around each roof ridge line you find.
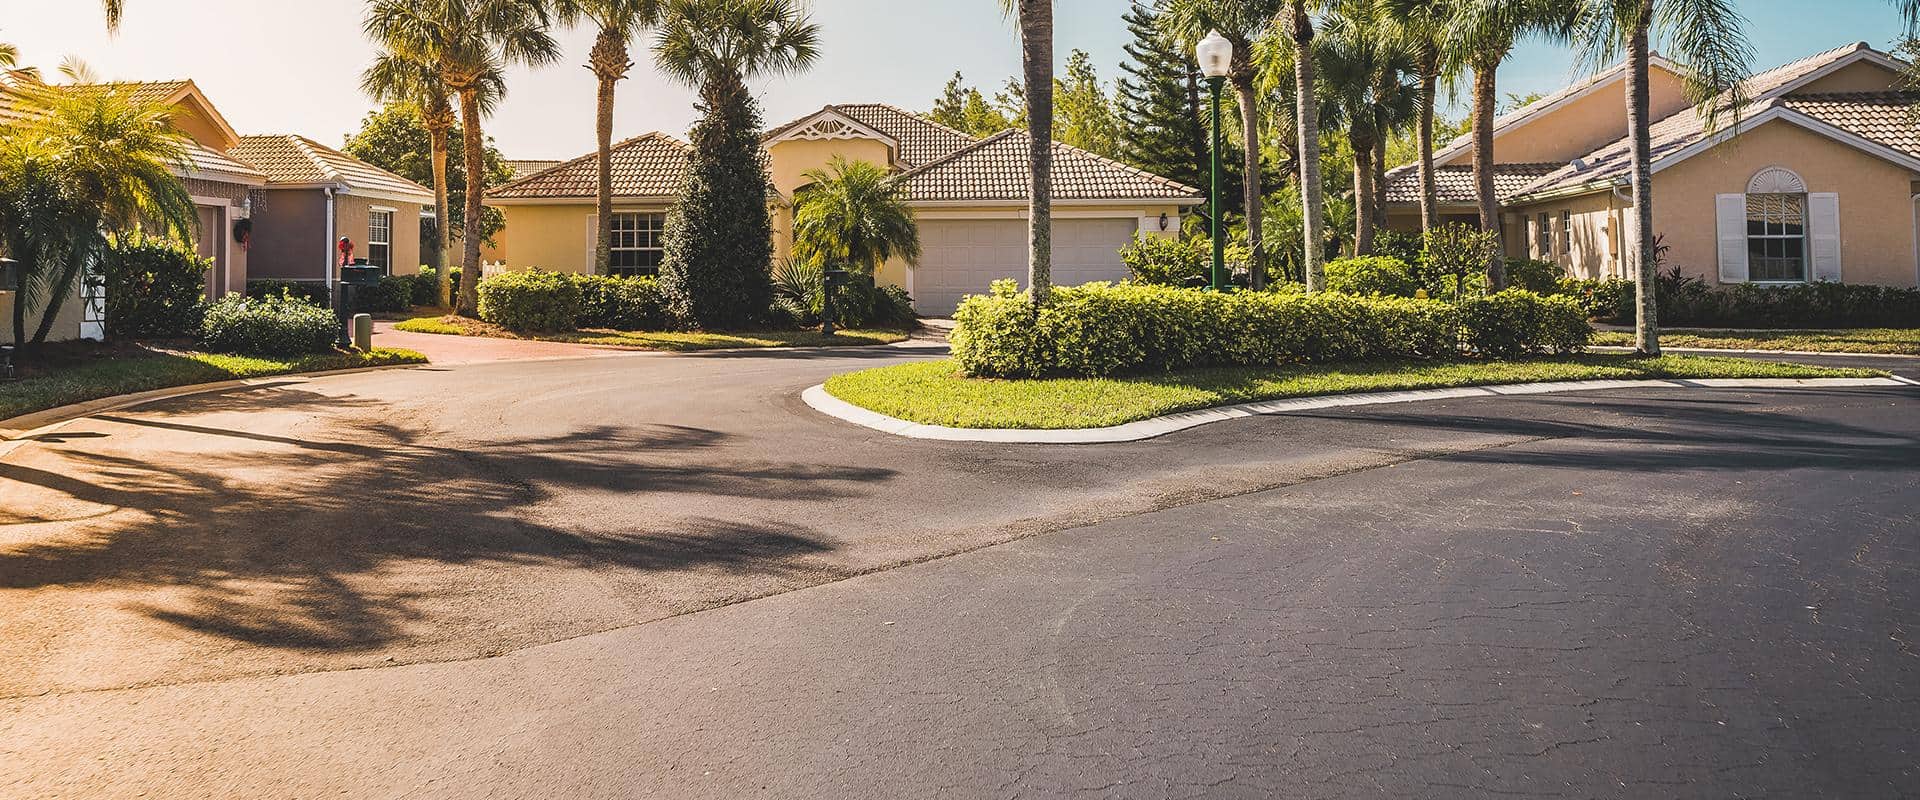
[494,131,687,194]
[894,128,1018,180]
[1041,133,1201,194]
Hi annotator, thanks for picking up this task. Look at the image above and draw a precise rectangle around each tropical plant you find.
[1004,0,1057,305]
[1448,0,1575,292]
[793,155,921,277]
[364,0,561,316]
[653,0,820,329]
[1166,0,1289,289]
[1421,220,1500,299]
[1380,0,1462,236]
[0,77,196,352]
[556,0,664,275]
[1571,0,1751,355]
[361,54,473,307]
[1318,0,1419,256]
[341,101,514,267]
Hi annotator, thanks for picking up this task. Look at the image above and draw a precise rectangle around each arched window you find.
[1746,167,1808,282]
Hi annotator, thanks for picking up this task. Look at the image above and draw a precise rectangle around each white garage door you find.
[912,217,1139,315]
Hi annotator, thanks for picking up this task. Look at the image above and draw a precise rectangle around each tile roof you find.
[505,159,564,179]
[229,134,434,201]
[183,142,267,182]
[821,104,977,167]
[71,79,191,107]
[490,132,691,199]
[898,129,1200,202]
[1776,92,1920,154]
[1383,162,1562,205]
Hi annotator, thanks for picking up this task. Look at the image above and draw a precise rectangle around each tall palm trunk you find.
[1229,74,1267,287]
[1351,122,1376,256]
[1372,109,1388,233]
[1416,61,1439,234]
[590,29,629,276]
[31,237,84,345]
[1019,0,1053,305]
[1626,0,1659,355]
[1472,56,1504,291]
[11,259,27,353]
[1290,0,1324,291]
[425,104,454,308]
[456,84,487,316]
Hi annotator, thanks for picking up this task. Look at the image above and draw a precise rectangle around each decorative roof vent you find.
[1747,166,1807,194]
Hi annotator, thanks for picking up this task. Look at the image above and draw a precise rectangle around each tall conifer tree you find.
[1115,1,1241,221]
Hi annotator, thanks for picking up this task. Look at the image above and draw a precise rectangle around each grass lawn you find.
[1591,328,1920,355]
[824,355,1883,430]
[393,313,909,351]
[1,345,427,423]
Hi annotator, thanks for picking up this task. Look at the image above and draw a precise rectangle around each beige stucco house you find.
[490,103,1201,314]
[1,80,434,344]
[1384,42,1920,290]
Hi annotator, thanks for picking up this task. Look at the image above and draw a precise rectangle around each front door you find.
[196,204,226,300]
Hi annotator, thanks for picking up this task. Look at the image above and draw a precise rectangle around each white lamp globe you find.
[1196,30,1234,78]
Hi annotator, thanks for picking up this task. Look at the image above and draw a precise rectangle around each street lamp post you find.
[1196,31,1234,292]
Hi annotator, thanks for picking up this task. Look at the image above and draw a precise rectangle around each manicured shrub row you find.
[950,282,1589,378]
[1660,280,1920,328]
[1324,256,1420,297]
[475,269,675,332]
[198,292,339,356]
[1118,235,1251,288]
[1557,277,1636,321]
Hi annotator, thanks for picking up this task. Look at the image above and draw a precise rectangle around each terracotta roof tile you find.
[826,104,977,167]
[899,129,1199,202]
[183,142,267,182]
[1383,162,1563,204]
[505,159,564,179]
[229,134,434,200]
[1777,92,1920,154]
[490,132,691,199]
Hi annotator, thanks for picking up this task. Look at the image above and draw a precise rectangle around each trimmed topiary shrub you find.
[1120,234,1252,287]
[100,241,207,339]
[477,269,582,332]
[349,275,415,313]
[198,292,338,356]
[1325,256,1420,297]
[571,273,673,330]
[1458,289,1591,358]
[951,283,1587,378]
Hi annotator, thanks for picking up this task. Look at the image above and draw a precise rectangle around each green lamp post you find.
[1196,30,1234,292]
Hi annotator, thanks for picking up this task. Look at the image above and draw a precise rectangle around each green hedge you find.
[950,282,1590,378]
[1324,256,1420,297]
[101,242,207,339]
[1662,280,1920,328]
[246,279,332,308]
[198,293,338,356]
[477,269,581,332]
[571,273,673,330]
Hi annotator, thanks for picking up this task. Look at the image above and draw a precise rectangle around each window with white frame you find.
[1746,193,1806,282]
[1536,212,1551,258]
[609,212,666,276]
[1558,210,1572,259]
[368,209,394,270]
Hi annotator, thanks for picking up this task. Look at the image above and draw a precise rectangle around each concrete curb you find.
[804,376,1916,445]
[1589,345,1920,360]
[0,363,424,459]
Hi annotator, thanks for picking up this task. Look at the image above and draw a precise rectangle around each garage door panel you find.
[912,218,1138,315]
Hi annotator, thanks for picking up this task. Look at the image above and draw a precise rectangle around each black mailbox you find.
[335,265,388,348]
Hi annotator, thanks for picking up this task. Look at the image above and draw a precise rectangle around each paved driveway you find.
[2,344,1916,797]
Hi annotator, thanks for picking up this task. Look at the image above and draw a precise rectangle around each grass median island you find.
[823,355,1882,430]
[1591,328,1920,355]
[393,313,909,351]
[1,346,427,423]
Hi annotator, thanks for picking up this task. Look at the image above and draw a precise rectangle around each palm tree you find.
[1449,0,1572,291]
[1380,0,1459,235]
[997,0,1055,305]
[0,80,195,350]
[364,0,561,316]
[1320,0,1417,256]
[557,0,663,275]
[792,155,921,275]
[362,51,486,308]
[1573,0,1749,355]
[1167,0,1287,289]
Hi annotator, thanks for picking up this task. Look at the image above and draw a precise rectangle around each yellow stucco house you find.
[489,103,1201,314]
[1384,42,1920,290]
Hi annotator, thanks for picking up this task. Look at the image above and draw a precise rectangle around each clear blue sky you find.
[0,0,1907,160]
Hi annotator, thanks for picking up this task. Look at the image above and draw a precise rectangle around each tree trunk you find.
[1233,76,1267,288]
[31,239,83,345]
[11,254,28,355]
[1291,1,1324,291]
[1020,0,1054,305]
[1417,60,1439,234]
[1472,58,1504,291]
[457,86,486,316]
[426,110,453,308]
[1352,123,1376,257]
[1627,2,1660,355]
[591,28,629,277]
[1372,111,1388,234]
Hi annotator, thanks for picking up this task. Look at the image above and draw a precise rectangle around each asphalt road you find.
[2,342,1917,797]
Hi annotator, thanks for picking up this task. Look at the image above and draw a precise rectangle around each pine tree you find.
[928,71,1016,137]
[1056,50,1122,158]
[1115,1,1242,217]
[659,80,775,329]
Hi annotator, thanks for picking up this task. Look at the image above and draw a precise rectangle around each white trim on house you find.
[265,181,434,206]
[1430,55,1686,166]
[487,195,680,207]
[189,194,234,298]
[1765,44,1908,98]
[765,108,900,150]
[1650,106,1920,177]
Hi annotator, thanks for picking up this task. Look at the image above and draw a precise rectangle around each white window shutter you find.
[585,214,598,272]
[1716,193,1749,283]
[1808,192,1841,282]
